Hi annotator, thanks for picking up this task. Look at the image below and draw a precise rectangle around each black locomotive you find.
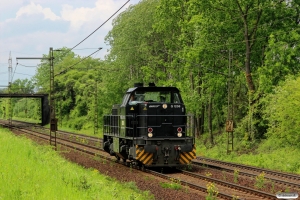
[103,83,196,168]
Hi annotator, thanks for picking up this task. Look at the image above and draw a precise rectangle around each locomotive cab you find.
[103,83,196,168]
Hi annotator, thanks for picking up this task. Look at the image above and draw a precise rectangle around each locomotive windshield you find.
[128,91,182,105]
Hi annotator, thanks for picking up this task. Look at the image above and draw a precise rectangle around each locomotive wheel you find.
[115,155,120,162]
[131,161,137,169]
[136,161,144,170]
[135,162,139,169]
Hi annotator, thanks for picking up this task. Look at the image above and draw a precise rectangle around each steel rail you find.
[146,169,237,200]
[195,157,300,181]
[193,159,300,189]
[180,169,276,199]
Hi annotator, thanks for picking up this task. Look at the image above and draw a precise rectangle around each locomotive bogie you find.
[103,137,196,167]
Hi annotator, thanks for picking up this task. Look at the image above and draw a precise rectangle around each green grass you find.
[159,182,182,190]
[7,117,103,138]
[12,117,40,124]
[44,120,103,138]
[57,125,103,138]
[3,117,104,140]
[197,133,300,174]
[0,127,153,200]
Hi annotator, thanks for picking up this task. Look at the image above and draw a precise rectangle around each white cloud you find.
[60,0,130,30]
[0,0,138,81]
[60,4,94,30]
[16,2,60,21]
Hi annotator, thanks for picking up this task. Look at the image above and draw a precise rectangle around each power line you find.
[11,62,18,82]
[17,63,38,67]
[67,0,130,54]
[14,72,34,77]
[52,0,130,68]
[73,48,102,51]
[55,48,102,76]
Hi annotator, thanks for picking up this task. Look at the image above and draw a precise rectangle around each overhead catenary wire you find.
[9,0,131,80]
[14,72,34,77]
[11,62,18,82]
[60,0,130,59]
[55,48,102,76]
[17,63,38,68]
[73,48,102,51]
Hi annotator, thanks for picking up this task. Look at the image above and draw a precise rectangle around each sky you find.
[0,0,140,87]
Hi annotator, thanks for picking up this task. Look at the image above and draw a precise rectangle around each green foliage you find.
[206,182,218,200]
[254,172,266,189]
[197,134,300,174]
[263,75,300,146]
[160,181,181,190]
[233,169,239,183]
[259,29,300,93]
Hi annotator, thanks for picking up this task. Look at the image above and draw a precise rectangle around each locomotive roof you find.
[126,86,180,93]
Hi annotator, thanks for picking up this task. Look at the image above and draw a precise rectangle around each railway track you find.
[194,157,300,190]
[0,120,298,199]
[167,169,276,199]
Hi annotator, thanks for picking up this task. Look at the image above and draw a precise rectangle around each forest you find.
[1,0,300,152]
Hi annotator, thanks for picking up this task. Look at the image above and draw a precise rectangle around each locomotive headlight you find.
[177,132,182,137]
[148,132,153,138]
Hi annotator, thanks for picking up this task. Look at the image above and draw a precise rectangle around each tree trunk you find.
[235,0,262,92]
[245,37,255,92]
[195,116,200,138]
[200,105,205,135]
[208,92,213,145]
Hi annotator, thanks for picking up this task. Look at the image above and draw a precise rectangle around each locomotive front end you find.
[103,84,196,168]
[133,102,196,167]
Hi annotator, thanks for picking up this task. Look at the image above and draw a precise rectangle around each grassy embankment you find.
[12,116,98,136]
[0,127,153,200]
[197,132,300,174]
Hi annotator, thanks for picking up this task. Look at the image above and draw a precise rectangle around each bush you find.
[263,75,300,147]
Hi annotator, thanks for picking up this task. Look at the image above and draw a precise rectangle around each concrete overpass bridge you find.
[0,93,49,126]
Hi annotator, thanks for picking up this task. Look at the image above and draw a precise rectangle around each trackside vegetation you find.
[197,134,300,174]
[0,127,153,200]
[198,75,300,174]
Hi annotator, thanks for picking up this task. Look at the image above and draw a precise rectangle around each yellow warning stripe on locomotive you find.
[136,145,153,165]
[179,145,196,164]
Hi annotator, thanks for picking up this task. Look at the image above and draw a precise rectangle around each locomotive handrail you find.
[104,114,188,117]
[103,114,195,137]
[137,115,188,117]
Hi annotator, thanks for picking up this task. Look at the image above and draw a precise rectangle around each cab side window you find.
[122,94,130,106]
[173,93,181,103]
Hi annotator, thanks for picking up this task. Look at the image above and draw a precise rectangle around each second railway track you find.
[194,157,300,190]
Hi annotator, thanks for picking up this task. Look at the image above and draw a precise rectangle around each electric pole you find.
[226,49,234,153]
[8,52,12,129]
